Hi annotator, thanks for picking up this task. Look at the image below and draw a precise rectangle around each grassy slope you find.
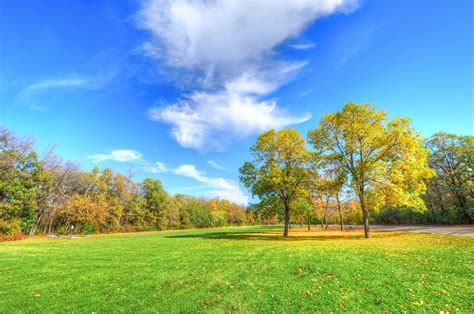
[0,226,472,313]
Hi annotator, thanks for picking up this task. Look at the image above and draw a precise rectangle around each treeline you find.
[0,127,252,239]
[1,103,473,239]
[240,103,473,238]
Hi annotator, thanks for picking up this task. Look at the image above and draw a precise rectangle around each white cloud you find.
[174,164,204,180]
[207,160,230,171]
[138,0,358,151]
[138,0,357,77]
[142,161,169,173]
[174,164,248,205]
[88,150,143,163]
[149,73,311,151]
[289,42,317,50]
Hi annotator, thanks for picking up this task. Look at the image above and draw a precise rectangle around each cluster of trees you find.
[423,133,474,222]
[240,103,473,238]
[0,127,251,239]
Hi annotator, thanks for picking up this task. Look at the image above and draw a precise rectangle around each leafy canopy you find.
[240,128,315,213]
[426,132,474,209]
[308,102,434,213]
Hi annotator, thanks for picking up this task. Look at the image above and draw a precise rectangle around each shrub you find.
[426,207,470,225]
[8,232,25,241]
[372,207,426,225]
[373,205,473,225]
[81,224,96,235]
[0,218,22,237]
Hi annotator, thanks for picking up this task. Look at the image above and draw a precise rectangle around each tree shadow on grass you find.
[164,230,405,241]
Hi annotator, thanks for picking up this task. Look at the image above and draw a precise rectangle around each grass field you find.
[1,226,473,313]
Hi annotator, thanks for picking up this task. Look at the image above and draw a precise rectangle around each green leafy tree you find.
[308,103,434,238]
[324,163,347,230]
[240,128,314,237]
[0,127,41,234]
[184,198,212,228]
[143,178,169,229]
[426,133,473,219]
[294,196,315,230]
[249,196,282,224]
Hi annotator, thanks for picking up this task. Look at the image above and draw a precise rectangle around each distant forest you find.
[0,126,251,239]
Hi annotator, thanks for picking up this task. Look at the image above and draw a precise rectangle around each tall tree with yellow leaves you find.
[308,103,434,238]
[240,129,315,237]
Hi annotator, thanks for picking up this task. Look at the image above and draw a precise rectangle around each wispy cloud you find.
[20,73,116,111]
[141,161,169,173]
[207,160,231,171]
[335,22,383,69]
[22,74,113,97]
[138,0,358,151]
[167,185,210,193]
[25,77,90,92]
[88,150,143,163]
[298,88,314,98]
[173,164,248,205]
[88,149,167,173]
[289,42,317,50]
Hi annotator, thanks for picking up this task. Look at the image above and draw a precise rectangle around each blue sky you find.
[0,0,472,205]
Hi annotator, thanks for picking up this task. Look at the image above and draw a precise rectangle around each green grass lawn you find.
[1,226,472,313]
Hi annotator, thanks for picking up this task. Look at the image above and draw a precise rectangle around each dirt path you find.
[366,225,474,237]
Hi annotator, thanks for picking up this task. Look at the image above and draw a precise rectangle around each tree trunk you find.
[358,191,370,239]
[29,225,37,236]
[48,216,54,234]
[29,211,44,236]
[336,193,343,231]
[455,192,466,209]
[299,220,303,228]
[324,194,330,230]
[283,204,290,237]
[307,220,311,231]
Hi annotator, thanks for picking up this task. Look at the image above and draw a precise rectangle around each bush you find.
[466,206,474,222]
[81,224,96,235]
[373,205,473,225]
[426,207,470,225]
[0,218,22,237]
[8,232,25,241]
[372,207,427,225]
